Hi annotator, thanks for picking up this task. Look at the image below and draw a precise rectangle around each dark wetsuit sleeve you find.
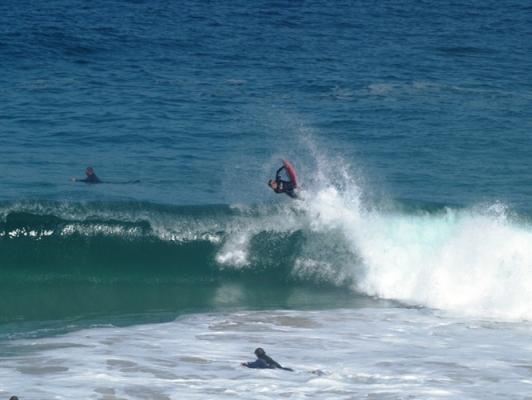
[261,355,283,369]
[244,359,271,369]
[281,181,296,191]
[89,174,102,183]
[77,174,102,184]
[275,166,285,181]
[276,181,297,199]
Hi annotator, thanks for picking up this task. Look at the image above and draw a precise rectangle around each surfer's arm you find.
[72,177,102,184]
[242,359,270,369]
[275,166,285,181]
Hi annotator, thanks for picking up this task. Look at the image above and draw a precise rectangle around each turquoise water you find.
[2,2,532,398]
[1,0,532,337]
[2,0,532,324]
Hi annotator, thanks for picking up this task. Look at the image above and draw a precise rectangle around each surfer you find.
[268,161,298,199]
[71,166,102,184]
[241,347,293,371]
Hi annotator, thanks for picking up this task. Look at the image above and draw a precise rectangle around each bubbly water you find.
[3,309,532,399]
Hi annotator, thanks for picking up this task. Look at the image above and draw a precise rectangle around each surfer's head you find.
[85,167,94,176]
[254,348,266,357]
[268,179,278,190]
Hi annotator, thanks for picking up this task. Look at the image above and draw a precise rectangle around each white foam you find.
[2,308,532,399]
[298,178,532,320]
[216,232,251,267]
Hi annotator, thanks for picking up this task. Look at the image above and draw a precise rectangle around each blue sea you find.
[1,1,532,398]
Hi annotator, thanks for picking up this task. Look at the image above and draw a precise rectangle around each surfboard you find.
[283,159,298,188]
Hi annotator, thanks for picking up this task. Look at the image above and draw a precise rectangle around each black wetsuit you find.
[243,354,293,371]
[273,166,297,199]
[77,174,102,184]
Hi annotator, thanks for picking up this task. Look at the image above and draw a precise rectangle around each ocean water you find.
[1,0,532,398]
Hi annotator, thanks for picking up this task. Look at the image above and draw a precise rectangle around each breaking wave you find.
[2,166,532,322]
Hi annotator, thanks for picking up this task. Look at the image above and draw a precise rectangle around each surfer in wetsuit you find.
[268,164,298,199]
[72,166,102,184]
[241,348,293,371]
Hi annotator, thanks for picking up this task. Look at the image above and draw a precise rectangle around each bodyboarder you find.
[268,161,298,199]
[241,348,293,371]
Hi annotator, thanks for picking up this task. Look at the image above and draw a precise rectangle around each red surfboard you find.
[283,159,298,188]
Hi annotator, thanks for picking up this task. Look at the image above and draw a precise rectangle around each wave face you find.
[0,200,370,324]
[2,183,532,323]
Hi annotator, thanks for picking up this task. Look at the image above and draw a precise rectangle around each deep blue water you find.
[1,0,532,331]
[1,0,531,208]
[2,5,532,398]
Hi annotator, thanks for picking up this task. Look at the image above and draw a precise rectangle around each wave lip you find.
[303,187,532,321]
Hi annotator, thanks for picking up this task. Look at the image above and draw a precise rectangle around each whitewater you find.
[2,159,532,322]
[2,0,532,396]
[3,161,532,398]
[2,308,532,399]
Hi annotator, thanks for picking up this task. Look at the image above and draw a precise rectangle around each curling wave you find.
[2,190,532,322]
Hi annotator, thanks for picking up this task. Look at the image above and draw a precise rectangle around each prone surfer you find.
[71,166,102,184]
[241,347,293,371]
[268,162,298,199]
[71,167,141,184]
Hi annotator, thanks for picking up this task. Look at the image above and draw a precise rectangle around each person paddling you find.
[72,166,102,184]
[241,347,293,371]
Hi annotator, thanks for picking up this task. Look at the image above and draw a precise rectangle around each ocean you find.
[1,0,532,398]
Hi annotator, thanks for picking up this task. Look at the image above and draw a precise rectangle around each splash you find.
[2,156,532,322]
[292,159,532,320]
